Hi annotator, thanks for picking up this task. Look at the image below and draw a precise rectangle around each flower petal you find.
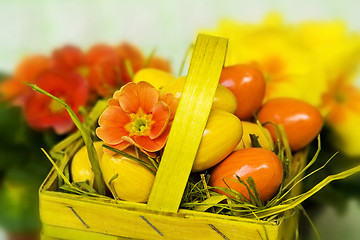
[107,90,121,107]
[122,136,157,157]
[34,70,89,109]
[134,125,171,152]
[119,82,158,114]
[23,70,88,134]
[107,98,120,107]
[98,106,131,128]
[159,92,178,120]
[117,42,144,83]
[15,55,51,82]
[96,126,129,145]
[52,45,85,71]
[147,56,172,73]
[86,44,117,66]
[121,136,137,145]
[52,118,75,134]
[112,89,121,101]
[97,106,131,145]
[150,101,170,139]
[88,55,120,97]
[103,141,131,155]
[0,78,27,102]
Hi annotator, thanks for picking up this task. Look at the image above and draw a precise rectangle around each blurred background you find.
[0,0,360,239]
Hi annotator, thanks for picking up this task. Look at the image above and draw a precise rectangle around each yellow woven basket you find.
[39,34,302,240]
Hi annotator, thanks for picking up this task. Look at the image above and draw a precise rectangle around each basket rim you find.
[39,163,288,227]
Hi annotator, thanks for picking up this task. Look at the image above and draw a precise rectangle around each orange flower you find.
[86,43,118,66]
[147,56,172,73]
[322,79,360,125]
[96,81,178,155]
[116,42,145,84]
[83,42,172,98]
[52,45,85,72]
[86,44,121,97]
[320,76,360,156]
[0,55,52,105]
[116,42,172,84]
[24,70,88,134]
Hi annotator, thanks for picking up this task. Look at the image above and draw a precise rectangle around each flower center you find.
[133,118,148,132]
[334,90,347,104]
[49,99,66,114]
[263,58,288,86]
[127,108,154,136]
[77,66,90,78]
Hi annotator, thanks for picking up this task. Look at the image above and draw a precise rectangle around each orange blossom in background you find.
[24,70,88,134]
[0,55,52,105]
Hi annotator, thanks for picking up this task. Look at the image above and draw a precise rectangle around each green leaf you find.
[249,134,262,148]
[143,48,157,68]
[26,83,106,195]
[246,177,264,207]
[73,182,97,194]
[193,195,228,212]
[102,145,157,175]
[125,59,134,79]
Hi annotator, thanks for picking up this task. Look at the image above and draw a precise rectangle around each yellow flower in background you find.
[203,13,360,157]
[323,83,360,156]
[298,20,360,85]
[203,14,327,107]
[299,20,360,156]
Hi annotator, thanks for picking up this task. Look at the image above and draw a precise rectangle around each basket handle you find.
[147,34,228,213]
